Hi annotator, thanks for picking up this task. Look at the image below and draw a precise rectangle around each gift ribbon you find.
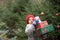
[44,29,46,33]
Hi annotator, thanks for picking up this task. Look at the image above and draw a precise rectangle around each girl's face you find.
[28,17,34,24]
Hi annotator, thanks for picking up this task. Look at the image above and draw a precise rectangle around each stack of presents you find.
[26,14,55,39]
[33,17,55,38]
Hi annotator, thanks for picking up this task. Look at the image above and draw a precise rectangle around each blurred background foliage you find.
[0,0,60,40]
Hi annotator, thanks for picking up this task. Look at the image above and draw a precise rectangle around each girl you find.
[25,14,35,40]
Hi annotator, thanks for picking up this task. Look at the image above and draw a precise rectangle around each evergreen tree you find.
[0,0,60,40]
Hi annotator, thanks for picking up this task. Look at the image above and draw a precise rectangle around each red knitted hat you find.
[26,14,34,24]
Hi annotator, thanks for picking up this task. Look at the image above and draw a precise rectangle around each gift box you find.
[38,22,44,28]
[33,24,55,37]
[33,30,41,40]
[37,20,48,29]
[42,20,48,26]
[38,24,54,35]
